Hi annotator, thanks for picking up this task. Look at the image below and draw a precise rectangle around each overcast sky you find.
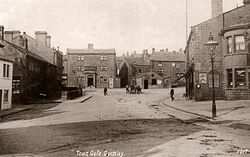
[0,0,243,55]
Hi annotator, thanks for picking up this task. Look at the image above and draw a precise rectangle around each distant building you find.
[118,57,151,88]
[66,44,116,88]
[0,54,13,110]
[150,51,185,88]
[184,0,250,100]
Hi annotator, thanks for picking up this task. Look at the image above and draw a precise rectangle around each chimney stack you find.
[23,32,28,50]
[152,48,155,54]
[12,30,21,39]
[88,43,93,50]
[0,25,4,40]
[35,31,47,47]
[211,0,223,18]
[4,31,13,42]
[165,48,168,53]
[46,35,51,48]
[243,0,250,5]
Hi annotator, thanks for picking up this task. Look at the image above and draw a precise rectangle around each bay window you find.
[235,69,246,87]
[227,36,232,53]
[235,35,245,51]
[227,69,233,88]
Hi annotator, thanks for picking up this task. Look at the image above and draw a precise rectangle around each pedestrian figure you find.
[170,88,175,101]
[104,87,108,96]
[126,85,129,93]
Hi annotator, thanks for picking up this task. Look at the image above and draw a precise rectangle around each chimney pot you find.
[152,48,155,54]
[0,25,4,40]
[88,43,93,50]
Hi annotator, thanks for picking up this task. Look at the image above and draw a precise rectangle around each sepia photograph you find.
[0,0,250,156]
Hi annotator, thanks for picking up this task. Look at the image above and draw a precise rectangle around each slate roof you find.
[67,48,116,55]
[150,53,185,62]
[4,40,51,64]
[125,57,150,66]
[0,54,14,62]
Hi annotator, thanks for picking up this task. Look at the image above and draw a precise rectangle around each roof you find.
[67,48,116,55]
[125,57,150,66]
[150,53,185,62]
[136,71,162,78]
[4,40,51,64]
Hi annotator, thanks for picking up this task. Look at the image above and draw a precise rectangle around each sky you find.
[0,0,244,55]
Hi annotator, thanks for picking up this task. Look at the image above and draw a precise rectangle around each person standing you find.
[104,87,108,96]
[170,88,175,101]
[126,85,129,94]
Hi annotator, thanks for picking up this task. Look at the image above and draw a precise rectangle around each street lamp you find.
[204,32,218,118]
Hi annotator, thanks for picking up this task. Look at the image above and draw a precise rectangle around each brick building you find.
[185,0,250,100]
[66,44,116,88]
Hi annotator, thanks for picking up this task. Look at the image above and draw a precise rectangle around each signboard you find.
[13,76,21,94]
[199,73,207,84]
[209,74,220,88]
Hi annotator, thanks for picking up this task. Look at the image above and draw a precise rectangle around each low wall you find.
[225,89,250,100]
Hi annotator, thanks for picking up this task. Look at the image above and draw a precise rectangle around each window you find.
[235,35,245,51]
[158,63,162,67]
[227,36,233,53]
[3,90,9,102]
[235,69,246,87]
[100,76,104,82]
[3,64,10,78]
[77,66,81,71]
[103,76,108,82]
[172,63,176,67]
[158,68,164,74]
[138,69,142,73]
[176,63,181,68]
[152,79,157,85]
[77,76,84,83]
[101,56,107,61]
[77,55,84,61]
[227,69,233,88]
[100,66,107,71]
[81,67,84,71]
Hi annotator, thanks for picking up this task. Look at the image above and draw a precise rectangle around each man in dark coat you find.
[170,88,175,101]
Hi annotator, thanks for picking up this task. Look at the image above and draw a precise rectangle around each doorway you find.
[87,77,94,87]
[144,80,148,89]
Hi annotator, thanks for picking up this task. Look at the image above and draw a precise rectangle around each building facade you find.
[67,44,116,88]
[150,51,185,88]
[0,54,13,110]
[185,0,250,101]
[0,25,62,103]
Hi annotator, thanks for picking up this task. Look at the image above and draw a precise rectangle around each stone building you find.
[0,54,13,110]
[0,26,61,103]
[66,44,116,88]
[184,0,250,100]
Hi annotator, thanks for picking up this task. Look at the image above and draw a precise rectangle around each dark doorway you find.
[0,89,2,110]
[144,80,148,89]
[120,63,129,88]
[88,77,94,86]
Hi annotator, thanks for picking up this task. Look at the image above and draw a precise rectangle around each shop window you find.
[235,35,245,51]
[3,90,9,102]
[152,79,157,85]
[235,69,246,87]
[227,36,233,53]
[227,69,233,88]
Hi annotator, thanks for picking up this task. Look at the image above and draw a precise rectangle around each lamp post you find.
[204,32,218,118]
[132,62,137,85]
